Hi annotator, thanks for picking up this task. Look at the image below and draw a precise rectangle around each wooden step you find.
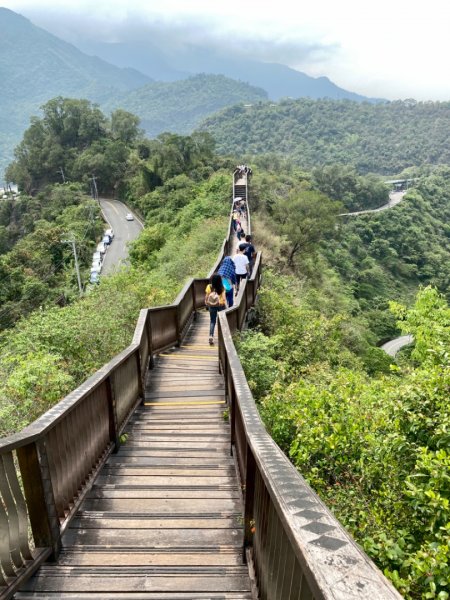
[16,316,250,598]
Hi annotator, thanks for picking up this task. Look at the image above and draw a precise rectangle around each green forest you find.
[0,98,232,433]
[199,98,450,174]
[104,74,268,137]
[2,94,450,599]
[235,160,450,599]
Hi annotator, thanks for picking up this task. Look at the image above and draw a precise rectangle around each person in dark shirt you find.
[239,235,256,275]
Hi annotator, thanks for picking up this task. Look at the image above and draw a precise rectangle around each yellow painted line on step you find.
[160,354,217,361]
[180,345,217,349]
[144,400,226,406]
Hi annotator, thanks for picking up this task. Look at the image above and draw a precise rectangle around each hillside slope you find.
[104,74,268,136]
[199,98,450,173]
[0,8,150,175]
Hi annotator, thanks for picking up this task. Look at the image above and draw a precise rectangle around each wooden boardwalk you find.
[16,313,252,599]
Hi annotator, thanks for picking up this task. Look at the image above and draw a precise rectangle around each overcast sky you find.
[3,0,450,100]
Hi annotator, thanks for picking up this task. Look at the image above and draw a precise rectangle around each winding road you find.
[380,335,414,357]
[340,190,406,217]
[99,198,143,275]
[340,188,413,355]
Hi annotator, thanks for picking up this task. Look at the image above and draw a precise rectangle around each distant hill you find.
[77,39,188,82]
[198,98,450,174]
[103,74,268,137]
[0,9,267,177]
[0,8,151,176]
[76,38,374,102]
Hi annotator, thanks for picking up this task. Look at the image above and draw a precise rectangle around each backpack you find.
[207,291,220,306]
[222,277,232,292]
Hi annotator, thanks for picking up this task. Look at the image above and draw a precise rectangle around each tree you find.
[6,98,107,193]
[111,109,141,144]
[273,188,342,265]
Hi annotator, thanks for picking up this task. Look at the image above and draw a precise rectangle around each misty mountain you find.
[77,39,188,82]
[0,8,150,106]
[0,7,151,176]
[104,74,268,137]
[75,38,371,102]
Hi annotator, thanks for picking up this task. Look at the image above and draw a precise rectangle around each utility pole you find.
[57,167,66,183]
[90,175,99,201]
[62,237,83,296]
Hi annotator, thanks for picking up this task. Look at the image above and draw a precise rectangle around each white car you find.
[125,213,134,221]
[92,251,102,262]
[91,261,102,273]
[105,228,114,239]
[96,242,106,254]
[90,272,100,284]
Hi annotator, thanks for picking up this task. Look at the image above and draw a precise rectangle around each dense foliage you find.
[249,162,450,339]
[236,162,450,598]
[0,104,232,433]
[0,170,230,436]
[6,98,141,194]
[0,184,103,328]
[238,278,450,600]
[200,98,450,174]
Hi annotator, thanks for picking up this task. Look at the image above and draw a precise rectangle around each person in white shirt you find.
[233,245,250,293]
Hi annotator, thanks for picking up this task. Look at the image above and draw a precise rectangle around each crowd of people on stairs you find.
[234,164,252,177]
[205,166,256,344]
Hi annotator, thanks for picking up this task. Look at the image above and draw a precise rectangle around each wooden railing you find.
[217,269,403,598]
[0,170,402,600]
[0,182,238,600]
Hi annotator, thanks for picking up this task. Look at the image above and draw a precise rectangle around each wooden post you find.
[106,376,120,452]
[175,305,182,347]
[146,311,154,369]
[135,349,144,403]
[17,441,61,559]
[243,444,256,563]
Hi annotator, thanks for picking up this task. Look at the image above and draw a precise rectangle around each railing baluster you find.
[17,441,61,557]
[45,427,64,520]
[0,457,18,578]
[0,456,22,569]
[243,444,256,561]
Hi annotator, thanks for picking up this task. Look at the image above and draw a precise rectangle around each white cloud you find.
[3,0,450,99]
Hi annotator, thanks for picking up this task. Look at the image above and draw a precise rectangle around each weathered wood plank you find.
[106,456,233,466]
[19,573,252,593]
[94,476,236,487]
[87,488,240,500]
[62,527,243,547]
[81,498,240,513]
[16,593,252,599]
[55,549,246,566]
[98,467,235,477]
[70,516,241,529]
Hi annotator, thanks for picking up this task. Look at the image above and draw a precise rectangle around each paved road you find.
[340,191,406,216]
[99,198,143,275]
[339,189,413,355]
[381,335,414,357]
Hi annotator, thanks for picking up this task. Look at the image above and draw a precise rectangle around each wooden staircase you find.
[233,185,247,201]
[15,312,252,599]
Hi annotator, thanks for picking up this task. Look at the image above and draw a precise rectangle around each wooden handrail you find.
[0,173,242,599]
[217,263,402,599]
